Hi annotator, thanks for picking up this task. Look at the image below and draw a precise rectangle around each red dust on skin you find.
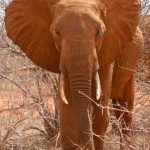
[5,0,143,149]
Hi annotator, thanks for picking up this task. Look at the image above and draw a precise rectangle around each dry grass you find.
[0,79,149,150]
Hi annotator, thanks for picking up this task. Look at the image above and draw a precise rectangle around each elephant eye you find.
[96,28,102,38]
[53,30,60,38]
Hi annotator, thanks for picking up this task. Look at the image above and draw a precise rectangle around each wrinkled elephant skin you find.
[5,0,144,149]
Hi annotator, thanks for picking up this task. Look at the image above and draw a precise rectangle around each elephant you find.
[5,0,144,149]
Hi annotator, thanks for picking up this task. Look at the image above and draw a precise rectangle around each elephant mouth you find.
[60,61,101,104]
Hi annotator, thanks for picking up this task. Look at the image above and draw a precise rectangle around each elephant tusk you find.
[95,62,101,100]
[95,71,101,100]
[60,73,69,105]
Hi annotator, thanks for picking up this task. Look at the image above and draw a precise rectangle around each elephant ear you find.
[101,0,141,53]
[5,0,60,73]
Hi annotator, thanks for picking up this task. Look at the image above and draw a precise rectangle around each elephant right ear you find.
[5,0,60,73]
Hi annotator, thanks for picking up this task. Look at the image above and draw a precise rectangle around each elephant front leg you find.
[120,76,135,149]
[58,78,80,150]
[111,62,135,149]
[58,100,80,150]
[92,104,109,150]
[92,64,113,150]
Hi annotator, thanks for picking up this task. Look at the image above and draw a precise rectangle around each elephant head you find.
[5,0,141,149]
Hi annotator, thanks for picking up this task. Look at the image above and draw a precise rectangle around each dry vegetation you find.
[0,0,149,150]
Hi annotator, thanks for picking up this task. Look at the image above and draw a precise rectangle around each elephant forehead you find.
[59,0,100,9]
[53,7,100,33]
[55,0,100,20]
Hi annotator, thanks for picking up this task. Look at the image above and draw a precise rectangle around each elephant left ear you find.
[5,0,60,73]
[101,0,141,49]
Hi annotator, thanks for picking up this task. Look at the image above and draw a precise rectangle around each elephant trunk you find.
[66,50,95,149]
[69,74,94,149]
[59,40,101,149]
[60,62,101,104]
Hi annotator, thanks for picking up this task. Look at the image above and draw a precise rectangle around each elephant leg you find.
[111,60,134,131]
[58,99,80,150]
[112,99,122,120]
[112,76,134,149]
[92,64,113,150]
[92,103,109,150]
[58,78,79,150]
[121,75,134,136]
[112,96,134,135]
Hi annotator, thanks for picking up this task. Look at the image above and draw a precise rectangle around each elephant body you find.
[5,0,144,149]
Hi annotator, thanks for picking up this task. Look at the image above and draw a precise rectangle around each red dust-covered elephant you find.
[5,0,143,149]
